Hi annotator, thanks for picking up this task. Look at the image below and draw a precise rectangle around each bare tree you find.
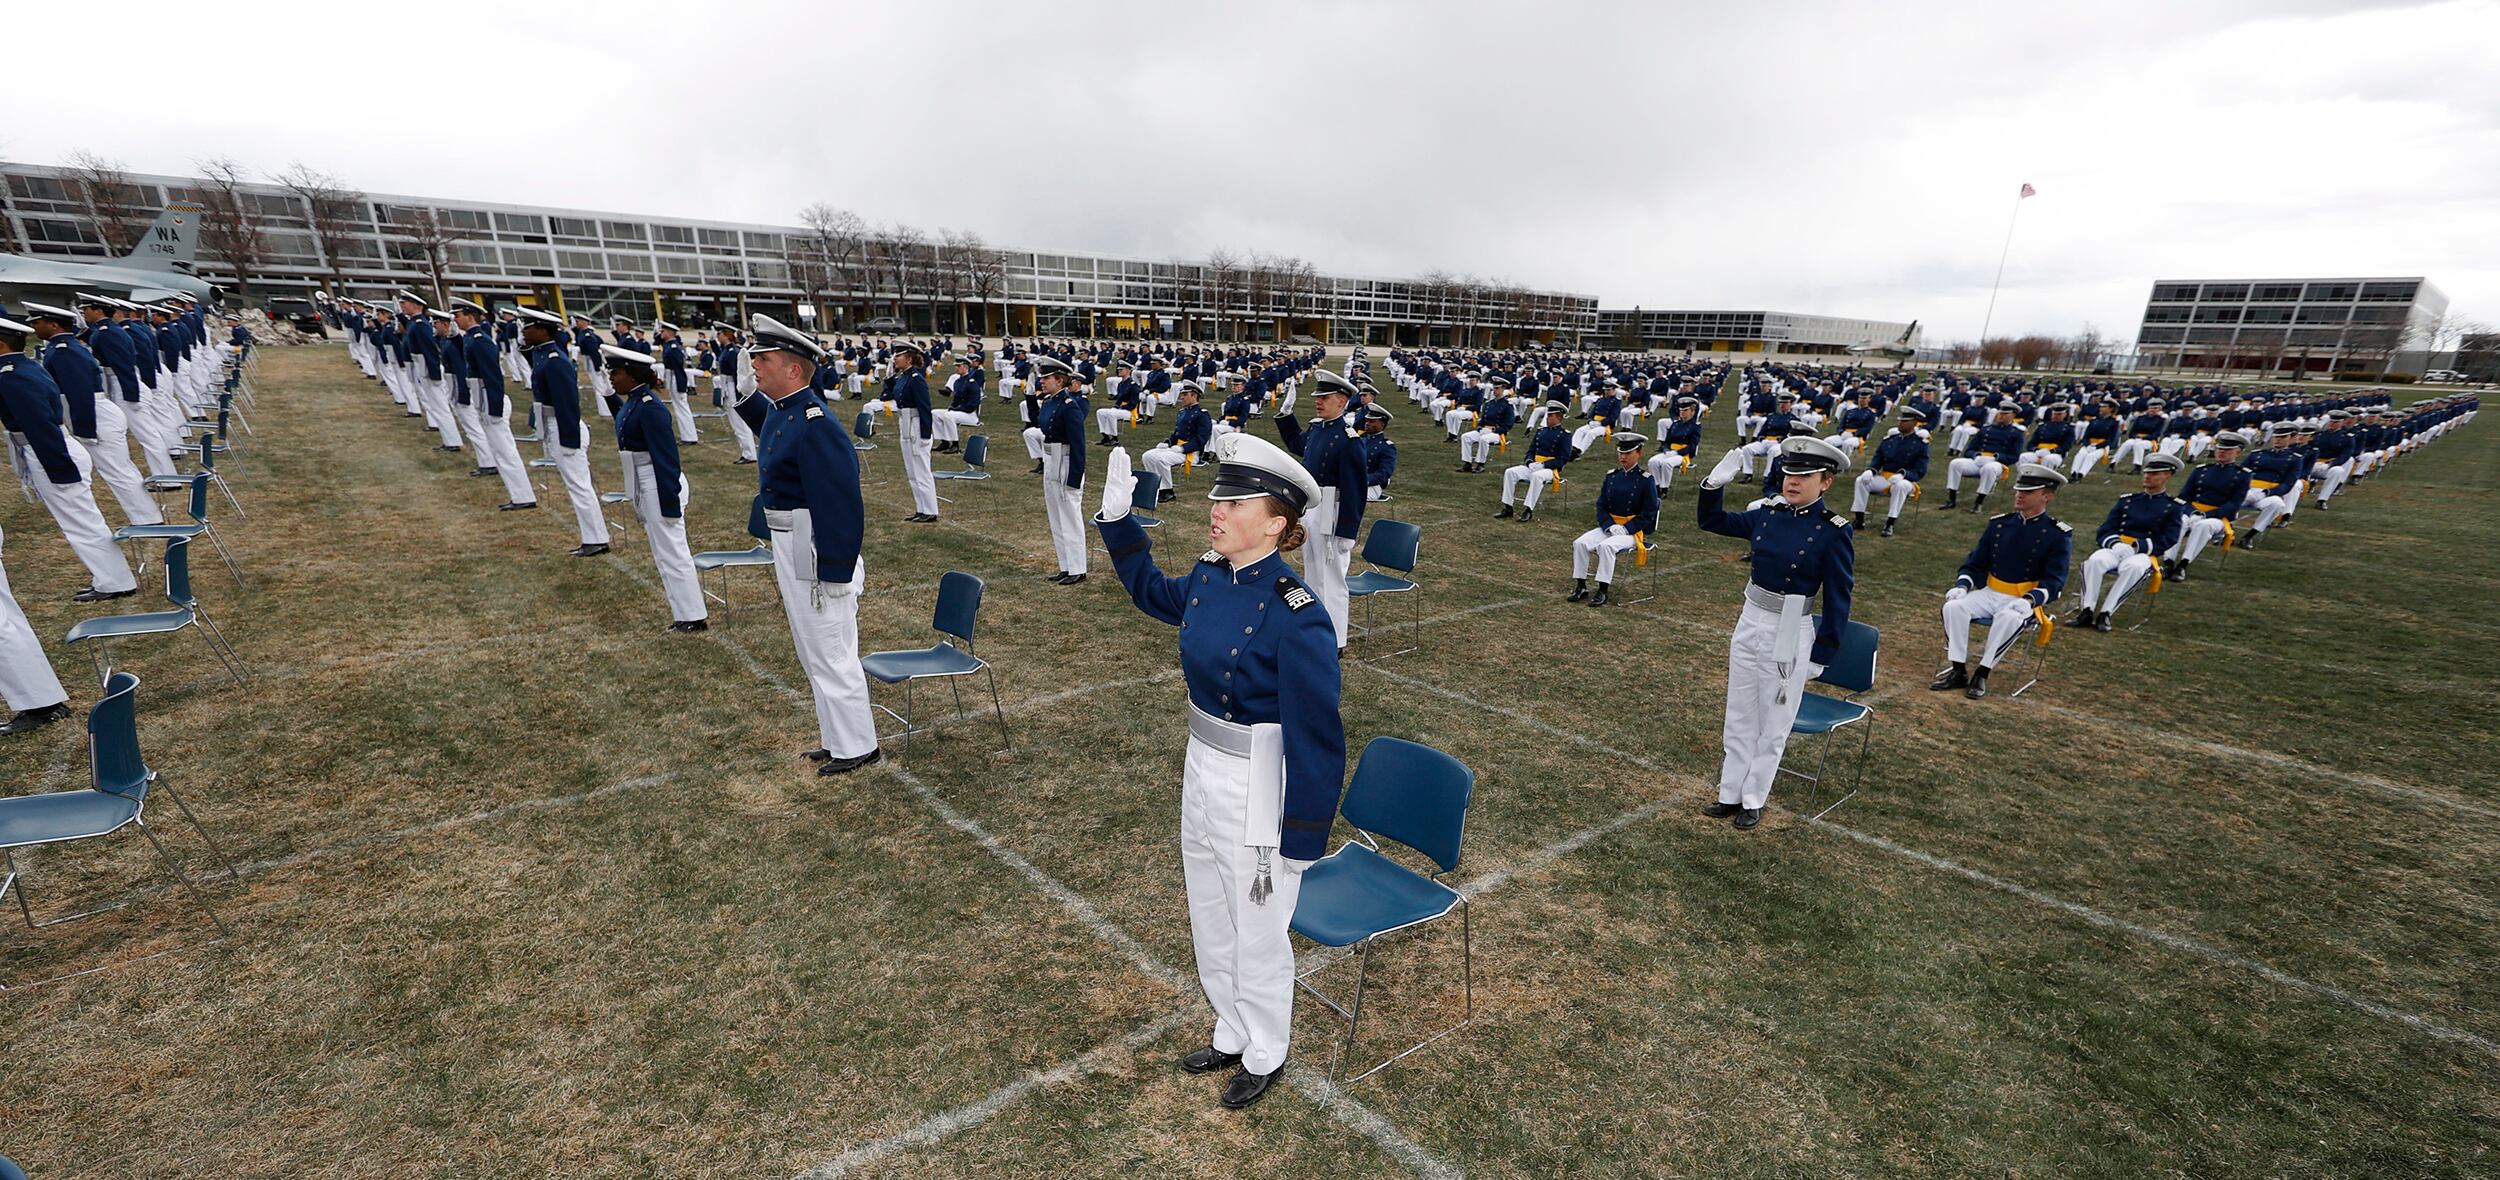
[273,163,367,297]
[799,203,870,324]
[967,240,1008,339]
[1977,337,2016,368]
[387,206,470,306]
[2413,309,2485,374]
[935,228,980,333]
[1207,249,1244,342]
[2060,323,2109,371]
[63,150,148,255]
[1944,340,1980,365]
[192,157,271,300]
[2336,316,2409,379]
[875,223,928,322]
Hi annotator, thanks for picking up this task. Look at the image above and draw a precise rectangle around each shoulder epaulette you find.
[2055,520,2073,533]
[1828,511,1850,529]
[803,405,824,420]
[1276,575,1317,613]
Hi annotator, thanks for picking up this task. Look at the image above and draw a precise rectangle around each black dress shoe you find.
[1881,521,1896,537]
[2092,611,2113,633]
[733,456,756,465]
[1029,461,1045,474]
[468,467,492,477]
[1518,507,1535,522]
[568,543,611,557]
[71,586,138,603]
[1566,580,1589,602]
[1493,506,1514,520]
[1929,664,1969,691]
[802,747,834,763]
[1702,801,1742,819]
[498,501,539,511]
[1047,571,1071,583]
[0,702,73,735]
[1220,1065,1282,1109]
[1733,807,1763,830]
[436,444,462,452]
[2170,563,2191,583]
[2064,606,2094,627]
[1058,573,1086,585]
[1180,1046,1245,1074]
[1158,489,1176,504]
[1965,670,1992,700]
[666,619,709,634]
[1588,584,1610,607]
[817,748,884,775]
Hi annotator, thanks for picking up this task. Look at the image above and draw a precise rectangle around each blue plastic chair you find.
[853,409,878,449]
[1128,469,1163,529]
[115,472,244,588]
[1,674,236,968]
[692,545,773,609]
[1344,519,1423,657]
[933,434,991,486]
[64,537,248,689]
[146,434,243,520]
[858,572,1009,760]
[0,1152,25,1179]
[1777,618,1879,820]
[1290,736,1475,1081]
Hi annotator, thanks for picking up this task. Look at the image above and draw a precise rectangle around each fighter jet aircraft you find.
[1846,319,1920,367]
[0,203,221,305]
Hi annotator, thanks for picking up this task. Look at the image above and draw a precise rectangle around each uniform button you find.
[1220,694,1230,703]
[1229,647,1239,656]
[1244,626,1253,634]
[1190,597,1198,605]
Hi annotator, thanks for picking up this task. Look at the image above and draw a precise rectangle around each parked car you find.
[2422,369,2467,384]
[264,297,327,336]
[859,316,907,333]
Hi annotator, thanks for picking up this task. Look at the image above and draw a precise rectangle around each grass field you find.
[1,344,2494,1178]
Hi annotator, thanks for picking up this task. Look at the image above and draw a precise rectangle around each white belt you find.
[1188,704,1255,755]
[764,507,798,532]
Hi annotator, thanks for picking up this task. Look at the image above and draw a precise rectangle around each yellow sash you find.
[2191,501,2218,512]
[1532,454,1555,464]
[1612,514,1650,566]
[1671,442,1693,453]
[1987,576,2039,597]
[2252,479,2280,490]
[2033,607,2056,646]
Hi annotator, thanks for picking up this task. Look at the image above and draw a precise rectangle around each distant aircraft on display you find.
[0,203,222,305]
[1847,319,1920,367]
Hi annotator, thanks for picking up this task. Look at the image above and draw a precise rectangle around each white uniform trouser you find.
[1500,464,1556,509]
[2020,448,2064,470]
[1442,408,1477,438]
[2070,444,2109,478]
[1943,587,2035,670]
[424,373,464,448]
[384,360,411,406]
[932,408,980,445]
[1851,470,1914,517]
[624,452,704,622]
[1945,456,2005,494]
[2111,438,2154,469]
[1647,449,1689,489]
[1716,593,1819,810]
[1571,423,1610,455]
[471,386,536,505]
[2157,436,2187,457]
[16,439,136,594]
[2242,484,2290,530]
[1735,412,1765,439]
[1140,444,1189,491]
[81,400,163,526]
[1095,406,1132,438]
[0,527,68,713]
[1180,718,1307,1077]
[1041,445,1088,575]
[901,424,938,516]
[769,519,877,760]
[2078,540,2154,611]
[588,363,614,417]
[1458,427,1504,465]
[112,381,177,479]
[1571,526,1639,583]
[727,399,761,461]
[453,391,487,456]
[665,377,699,443]
[2314,461,2352,504]
[1738,437,1781,475]
[1303,489,1354,649]
[1948,422,1979,453]
[2174,515,2228,563]
[543,427,611,546]
[2187,433,2215,460]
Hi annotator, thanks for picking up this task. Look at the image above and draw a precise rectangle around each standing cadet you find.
[79,295,176,477]
[735,315,879,775]
[1032,355,1091,583]
[1694,435,1854,829]
[457,301,537,511]
[515,309,609,552]
[0,318,138,601]
[889,342,940,523]
[2067,453,2184,632]
[1566,434,1660,606]
[403,292,463,452]
[602,345,707,632]
[1273,369,1368,651]
[572,314,613,418]
[1932,465,2071,699]
[1092,432,1346,1109]
[714,323,760,463]
[656,321,700,444]
[24,303,160,527]
[1850,408,1930,536]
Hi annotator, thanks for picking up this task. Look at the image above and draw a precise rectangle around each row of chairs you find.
[73,381,254,688]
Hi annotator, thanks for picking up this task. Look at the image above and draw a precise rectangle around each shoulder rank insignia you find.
[1828,512,1850,529]
[803,405,824,420]
[1277,576,1317,613]
[2055,520,2073,533]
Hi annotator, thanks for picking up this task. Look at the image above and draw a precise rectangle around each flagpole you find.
[1976,187,2028,350]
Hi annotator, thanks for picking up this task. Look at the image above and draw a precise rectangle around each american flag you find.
[2020,183,2038,199]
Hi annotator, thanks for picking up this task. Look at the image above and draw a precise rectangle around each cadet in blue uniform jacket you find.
[1140,381,1212,500]
[2069,452,2185,631]
[738,315,879,774]
[889,343,940,522]
[0,322,138,599]
[1934,464,2072,699]
[2166,431,2252,576]
[1270,370,1368,649]
[1031,356,1092,582]
[1567,434,1661,605]
[1850,408,1930,535]
[602,346,706,631]
[1695,435,1854,828]
[1093,430,1343,1110]
[1494,402,1579,520]
[1358,404,1396,500]
[516,310,610,554]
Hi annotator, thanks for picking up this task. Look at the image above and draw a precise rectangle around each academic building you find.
[1591,308,1919,357]
[2135,276,2448,376]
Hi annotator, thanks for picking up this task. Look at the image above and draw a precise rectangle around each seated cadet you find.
[2069,399,2123,480]
[932,355,984,452]
[1648,396,1704,491]
[1937,405,2026,512]
[2308,408,2361,509]
[1213,379,1257,441]
[2158,405,2201,458]
[2067,453,2185,632]
[2020,402,2077,469]
[1494,402,1578,522]
[1096,361,1141,443]
[1567,434,1661,606]
[2235,425,2306,549]
[1441,374,1491,439]
[1360,405,1396,500]
[1571,383,1626,455]
[1931,464,2072,700]
[2163,431,2251,581]
[1457,386,1518,473]
[1735,392,1802,481]
[1828,392,1880,452]
[1140,381,1213,501]
[2110,399,2168,471]
[1850,407,1931,536]
[1946,394,1988,455]
[1733,383,1776,440]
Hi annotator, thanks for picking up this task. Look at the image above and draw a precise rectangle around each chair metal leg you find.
[4,849,34,930]
[210,474,246,520]
[138,817,229,936]
[155,777,239,883]
[191,613,250,688]
[948,676,967,720]
[202,521,245,588]
[985,666,1012,753]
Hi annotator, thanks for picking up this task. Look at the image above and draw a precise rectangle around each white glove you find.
[1607,524,1627,538]
[1099,447,1135,521]
[1945,585,1970,602]
[1704,448,1744,488]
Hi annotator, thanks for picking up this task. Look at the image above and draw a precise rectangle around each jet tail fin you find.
[120,204,204,272]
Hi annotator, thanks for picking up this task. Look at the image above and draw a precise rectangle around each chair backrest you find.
[88,671,148,799]
[1130,469,1163,511]
[933,571,984,646]
[961,435,988,468]
[199,439,218,470]
[0,1152,29,1180]
[1360,519,1421,572]
[163,536,197,608]
[186,472,211,523]
[853,409,875,437]
[1810,616,1880,694]
[1339,737,1473,874]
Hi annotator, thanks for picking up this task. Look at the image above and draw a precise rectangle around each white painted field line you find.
[1354,662,2500,1058]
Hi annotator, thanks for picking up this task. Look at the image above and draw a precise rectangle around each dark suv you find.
[265,297,327,336]
[859,315,907,333]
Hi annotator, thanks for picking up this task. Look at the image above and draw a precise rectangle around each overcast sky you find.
[13,0,2497,342]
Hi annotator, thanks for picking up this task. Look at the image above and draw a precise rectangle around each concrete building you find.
[2135,276,2448,377]
[1592,308,1918,357]
[2,161,1597,346]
